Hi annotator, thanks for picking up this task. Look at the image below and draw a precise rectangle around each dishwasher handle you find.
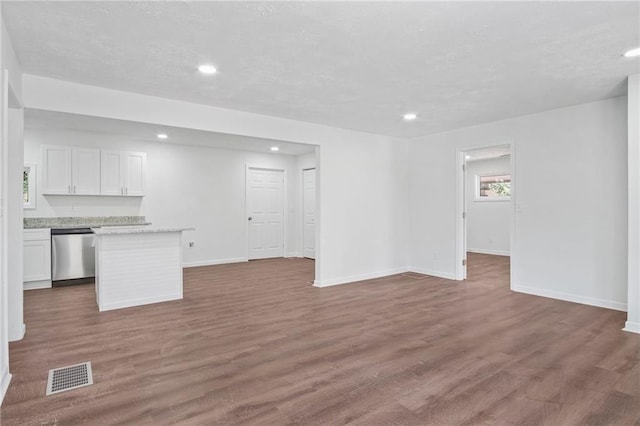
[51,228,94,235]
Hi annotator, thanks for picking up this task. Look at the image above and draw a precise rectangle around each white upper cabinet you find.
[42,145,146,197]
[124,151,146,196]
[100,150,124,196]
[100,150,146,196]
[72,148,101,195]
[42,145,100,195]
[42,145,71,194]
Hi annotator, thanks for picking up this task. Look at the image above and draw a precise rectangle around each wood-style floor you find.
[2,253,639,425]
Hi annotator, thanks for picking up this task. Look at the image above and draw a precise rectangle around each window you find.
[476,173,510,201]
[23,163,36,209]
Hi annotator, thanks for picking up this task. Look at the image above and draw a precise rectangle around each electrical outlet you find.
[188,242,195,248]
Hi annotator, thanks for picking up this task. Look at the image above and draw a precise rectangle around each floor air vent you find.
[46,362,93,395]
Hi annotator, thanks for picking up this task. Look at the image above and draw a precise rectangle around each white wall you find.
[22,75,410,286]
[318,137,409,286]
[627,74,640,333]
[24,127,307,266]
[0,14,24,403]
[0,11,8,405]
[410,97,628,311]
[4,26,25,343]
[7,107,23,342]
[466,157,511,256]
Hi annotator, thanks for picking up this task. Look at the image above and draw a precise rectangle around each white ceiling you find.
[25,109,316,156]
[4,1,639,138]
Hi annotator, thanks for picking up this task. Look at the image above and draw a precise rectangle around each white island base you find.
[93,226,193,311]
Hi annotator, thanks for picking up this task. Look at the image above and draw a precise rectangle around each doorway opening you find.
[456,144,514,283]
[245,143,319,286]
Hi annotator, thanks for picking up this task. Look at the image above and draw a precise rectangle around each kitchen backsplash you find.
[24,216,148,229]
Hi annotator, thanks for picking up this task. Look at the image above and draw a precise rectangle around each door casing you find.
[302,168,316,259]
[455,143,515,283]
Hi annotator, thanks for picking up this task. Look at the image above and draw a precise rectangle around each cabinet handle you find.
[125,187,128,196]
[68,185,71,194]
[73,186,76,194]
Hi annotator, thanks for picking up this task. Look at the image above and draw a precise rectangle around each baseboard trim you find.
[0,368,11,406]
[8,322,26,342]
[511,284,627,312]
[407,267,457,281]
[24,279,52,290]
[183,257,248,268]
[314,267,409,288]
[99,292,183,312]
[467,248,510,257]
[623,321,640,334]
[285,252,302,258]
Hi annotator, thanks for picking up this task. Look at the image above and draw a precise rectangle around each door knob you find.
[248,216,252,221]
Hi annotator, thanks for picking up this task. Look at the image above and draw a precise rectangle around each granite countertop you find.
[92,226,195,235]
[70,222,152,229]
[24,216,149,229]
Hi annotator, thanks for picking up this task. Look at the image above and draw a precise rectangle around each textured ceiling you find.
[4,1,639,138]
[25,109,315,156]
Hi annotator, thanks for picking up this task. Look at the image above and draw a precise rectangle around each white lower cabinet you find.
[23,228,52,289]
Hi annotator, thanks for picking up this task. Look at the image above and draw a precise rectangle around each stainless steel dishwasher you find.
[51,228,95,286]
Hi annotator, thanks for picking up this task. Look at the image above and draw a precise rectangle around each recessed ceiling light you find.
[624,47,640,58]
[270,146,280,152]
[198,64,217,74]
[157,133,168,139]
[403,113,418,121]
[465,155,471,159]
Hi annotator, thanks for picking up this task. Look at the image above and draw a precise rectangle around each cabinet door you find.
[101,150,124,196]
[124,152,146,196]
[42,145,71,194]
[72,148,101,195]
[24,239,52,282]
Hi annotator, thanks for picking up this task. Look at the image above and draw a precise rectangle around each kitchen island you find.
[92,226,194,311]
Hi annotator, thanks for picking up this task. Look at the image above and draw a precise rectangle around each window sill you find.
[474,197,511,202]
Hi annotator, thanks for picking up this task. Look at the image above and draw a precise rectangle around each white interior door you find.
[247,168,284,260]
[462,158,468,279]
[303,168,316,259]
